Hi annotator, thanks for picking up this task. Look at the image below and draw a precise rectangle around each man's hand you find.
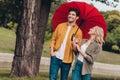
[50,47,55,56]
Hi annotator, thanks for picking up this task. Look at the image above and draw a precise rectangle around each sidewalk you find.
[0,53,120,77]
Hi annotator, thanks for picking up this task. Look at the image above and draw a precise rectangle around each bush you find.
[112,45,119,51]
[44,31,52,41]
[7,21,18,31]
[112,45,120,53]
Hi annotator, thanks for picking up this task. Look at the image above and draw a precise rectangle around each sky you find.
[67,0,120,11]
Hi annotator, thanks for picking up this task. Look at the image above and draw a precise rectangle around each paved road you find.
[0,53,120,77]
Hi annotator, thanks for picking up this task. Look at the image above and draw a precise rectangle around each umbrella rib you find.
[85,8,97,18]
[85,20,106,26]
[83,2,86,17]
[87,15,103,19]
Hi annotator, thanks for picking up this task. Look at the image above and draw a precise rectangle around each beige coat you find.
[73,39,102,75]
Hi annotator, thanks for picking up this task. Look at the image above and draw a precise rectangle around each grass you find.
[0,27,120,65]
[92,74,120,80]
[0,70,120,80]
[0,70,49,80]
[96,51,120,65]
[0,27,16,53]
[42,40,50,57]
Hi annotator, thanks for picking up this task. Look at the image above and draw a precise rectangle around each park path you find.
[0,53,120,77]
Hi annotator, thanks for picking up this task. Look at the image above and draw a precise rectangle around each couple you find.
[49,8,104,80]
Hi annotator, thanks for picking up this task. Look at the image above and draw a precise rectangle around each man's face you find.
[68,11,79,23]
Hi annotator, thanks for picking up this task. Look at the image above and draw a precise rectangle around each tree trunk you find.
[10,0,51,77]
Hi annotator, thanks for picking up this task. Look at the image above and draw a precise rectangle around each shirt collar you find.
[66,22,77,27]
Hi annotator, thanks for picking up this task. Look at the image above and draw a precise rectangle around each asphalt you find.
[0,53,120,77]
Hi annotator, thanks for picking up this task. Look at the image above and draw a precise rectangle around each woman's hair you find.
[94,26,104,45]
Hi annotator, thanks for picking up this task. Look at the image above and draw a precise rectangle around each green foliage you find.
[103,10,120,32]
[7,21,18,31]
[50,0,65,13]
[105,27,120,52]
[0,0,23,28]
[106,26,120,45]
[112,45,119,51]
[45,13,53,41]
[46,13,53,32]
[45,31,52,41]
[102,10,120,53]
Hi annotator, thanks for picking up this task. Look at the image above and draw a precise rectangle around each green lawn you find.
[0,27,16,53]
[42,40,50,57]
[0,27,120,65]
[0,70,49,80]
[96,50,120,65]
[0,70,120,80]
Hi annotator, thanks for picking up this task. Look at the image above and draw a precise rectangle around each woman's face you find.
[88,27,96,35]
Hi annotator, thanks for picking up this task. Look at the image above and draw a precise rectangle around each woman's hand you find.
[74,38,80,44]
[72,38,80,50]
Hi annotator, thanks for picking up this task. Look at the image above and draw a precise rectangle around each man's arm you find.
[49,25,60,56]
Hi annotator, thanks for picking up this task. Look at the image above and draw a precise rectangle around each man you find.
[49,8,82,80]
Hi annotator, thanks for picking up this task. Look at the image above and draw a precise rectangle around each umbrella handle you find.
[74,27,79,36]
[71,27,79,41]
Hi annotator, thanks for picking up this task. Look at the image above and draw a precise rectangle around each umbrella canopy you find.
[52,1,107,39]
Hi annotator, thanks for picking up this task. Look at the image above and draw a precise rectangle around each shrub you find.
[112,45,119,51]
[7,21,18,31]
[112,45,120,53]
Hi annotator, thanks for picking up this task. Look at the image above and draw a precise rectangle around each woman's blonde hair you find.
[94,26,104,45]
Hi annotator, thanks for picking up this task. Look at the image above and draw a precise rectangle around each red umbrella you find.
[52,1,107,39]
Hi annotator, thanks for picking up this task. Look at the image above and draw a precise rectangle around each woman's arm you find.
[76,44,101,64]
[76,44,87,57]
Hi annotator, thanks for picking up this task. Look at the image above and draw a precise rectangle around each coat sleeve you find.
[85,45,101,64]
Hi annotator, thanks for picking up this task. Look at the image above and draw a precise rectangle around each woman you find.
[71,26,104,80]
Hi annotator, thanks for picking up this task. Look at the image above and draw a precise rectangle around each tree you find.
[105,26,120,52]
[106,10,120,32]
[10,0,51,77]
[102,10,120,53]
